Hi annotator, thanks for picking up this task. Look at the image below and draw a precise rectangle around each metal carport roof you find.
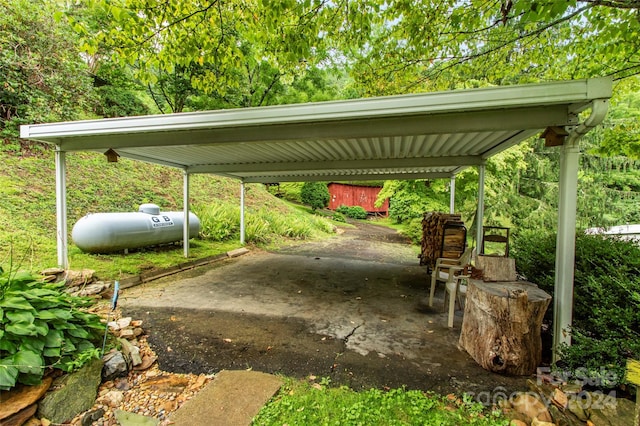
[21,77,613,359]
[21,78,611,183]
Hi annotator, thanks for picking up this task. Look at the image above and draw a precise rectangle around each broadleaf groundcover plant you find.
[0,267,104,390]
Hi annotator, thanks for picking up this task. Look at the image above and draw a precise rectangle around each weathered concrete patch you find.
[121,222,529,395]
[170,370,282,426]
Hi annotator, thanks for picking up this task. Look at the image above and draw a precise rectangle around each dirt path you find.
[120,222,529,397]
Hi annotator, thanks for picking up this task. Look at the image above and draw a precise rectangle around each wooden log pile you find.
[419,212,466,269]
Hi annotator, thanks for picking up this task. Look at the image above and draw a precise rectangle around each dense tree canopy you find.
[351,0,640,94]
[75,1,640,97]
[78,1,333,98]
[72,0,364,111]
[0,0,94,149]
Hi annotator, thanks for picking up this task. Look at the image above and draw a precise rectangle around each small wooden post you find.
[626,359,640,426]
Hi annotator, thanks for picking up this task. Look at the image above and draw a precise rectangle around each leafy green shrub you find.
[351,206,368,219]
[300,182,329,211]
[388,195,425,223]
[336,205,368,219]
[277,182,304,203]
[0,269,104,390]
[377,180,449,224]
[512,231,640,385]
[511,230,556,291]
[332,211,346,222]
[401,217,424,245]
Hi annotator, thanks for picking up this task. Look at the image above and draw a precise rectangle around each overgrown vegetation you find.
[0,268,104,390]
[300,182,330,211]
[273,183,303,203]
[377,180,450,224]
[2,0,640,414]
[195,203,335,245]
[331,211,347,223]
[336,205,368,220]
[0,0,96,148]
[512,232,640,387]
[253,378,507,425]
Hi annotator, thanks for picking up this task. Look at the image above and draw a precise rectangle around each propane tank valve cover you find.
[139,203,161,215]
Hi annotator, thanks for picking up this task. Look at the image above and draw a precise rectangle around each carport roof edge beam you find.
[20,77,611,183]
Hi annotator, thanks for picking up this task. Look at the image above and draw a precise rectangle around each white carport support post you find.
[449,176,456,214]
[183,171,190,258]
[476,164,486,250]
[55,148,68,269]
[240,181,246,245]
[552,99,609,362]
[553,142,579,359]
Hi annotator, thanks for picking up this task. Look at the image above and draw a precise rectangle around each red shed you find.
[328,183,389,216]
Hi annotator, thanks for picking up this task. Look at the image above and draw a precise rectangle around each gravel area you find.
[67,309,213,426]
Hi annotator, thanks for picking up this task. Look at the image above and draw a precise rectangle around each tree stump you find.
[458,280,551,375]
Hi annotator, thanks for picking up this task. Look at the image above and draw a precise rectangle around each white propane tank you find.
[72,204,200,253]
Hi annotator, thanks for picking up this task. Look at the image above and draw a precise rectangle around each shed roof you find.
[20,78,612,182]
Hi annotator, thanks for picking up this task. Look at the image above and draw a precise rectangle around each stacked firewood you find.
[419,212,466,269]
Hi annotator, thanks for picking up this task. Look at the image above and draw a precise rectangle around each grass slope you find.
[0,150,335,278]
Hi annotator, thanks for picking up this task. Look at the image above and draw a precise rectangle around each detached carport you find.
[21,77,612,358]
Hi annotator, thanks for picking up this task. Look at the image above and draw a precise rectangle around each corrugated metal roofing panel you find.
[21,78,612,182]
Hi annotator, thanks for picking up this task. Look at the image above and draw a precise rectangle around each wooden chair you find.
[428,246,473,309]
[481,226,510,257]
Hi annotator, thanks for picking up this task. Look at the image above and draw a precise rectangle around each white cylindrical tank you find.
[72,204,200,253]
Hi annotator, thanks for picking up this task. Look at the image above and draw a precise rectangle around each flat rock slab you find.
[227,247,250,258]
[170,370,282,426]
[0,377,52,420]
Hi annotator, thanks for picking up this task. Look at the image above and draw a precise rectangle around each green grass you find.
[253,378,509,426]
[370,216,423,243]
[64,240,241,278]
[0,150,337,279]
[370,217,405,231]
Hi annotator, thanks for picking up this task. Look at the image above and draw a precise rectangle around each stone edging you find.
[118,247,250,290]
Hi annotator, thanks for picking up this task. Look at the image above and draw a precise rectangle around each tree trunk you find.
[458,280,551,375]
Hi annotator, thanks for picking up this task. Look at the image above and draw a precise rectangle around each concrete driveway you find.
[120,222,528,396]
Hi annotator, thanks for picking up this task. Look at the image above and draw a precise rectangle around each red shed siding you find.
[328,183,389,215]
